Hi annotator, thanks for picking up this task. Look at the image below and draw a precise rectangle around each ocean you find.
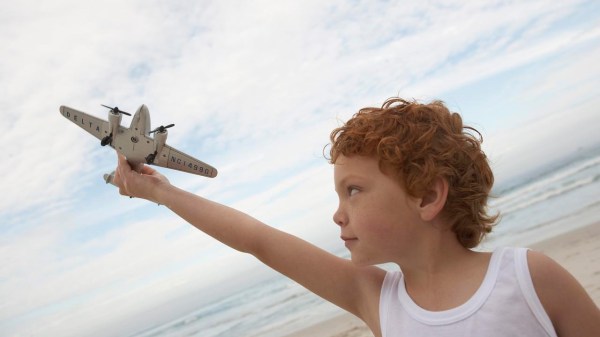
[129,149,600,337]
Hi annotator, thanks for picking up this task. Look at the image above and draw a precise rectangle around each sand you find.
[284,221,600,337]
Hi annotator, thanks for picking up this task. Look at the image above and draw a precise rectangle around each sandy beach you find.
[285,221,600,337]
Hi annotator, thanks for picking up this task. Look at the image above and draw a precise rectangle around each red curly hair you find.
[329,97,497,248]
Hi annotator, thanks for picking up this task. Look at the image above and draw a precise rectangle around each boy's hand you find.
[113,152,170,203]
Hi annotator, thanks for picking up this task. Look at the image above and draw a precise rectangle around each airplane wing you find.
[153,144,218,178]
[59,106,111,141]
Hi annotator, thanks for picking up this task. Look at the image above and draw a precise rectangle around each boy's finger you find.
[117,152,132,174]
[140,165,157,175]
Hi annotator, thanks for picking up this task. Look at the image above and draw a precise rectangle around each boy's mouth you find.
[341,236,358,247]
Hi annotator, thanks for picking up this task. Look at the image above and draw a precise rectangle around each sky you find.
[1,0,600,336]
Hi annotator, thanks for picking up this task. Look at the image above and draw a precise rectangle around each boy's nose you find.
[333,206,347,227]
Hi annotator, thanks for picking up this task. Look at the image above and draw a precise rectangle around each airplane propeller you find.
[101,104,131,116]
[150,124,175,134]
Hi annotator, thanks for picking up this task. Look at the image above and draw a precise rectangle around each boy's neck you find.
[398,223,491,311]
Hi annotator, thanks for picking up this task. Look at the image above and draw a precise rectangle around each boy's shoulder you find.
[526,250,600,336]
[526,250,575,302]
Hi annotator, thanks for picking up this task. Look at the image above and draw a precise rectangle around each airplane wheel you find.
[101,136,112,146]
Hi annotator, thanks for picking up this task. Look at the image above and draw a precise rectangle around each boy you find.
[113,97,599,336]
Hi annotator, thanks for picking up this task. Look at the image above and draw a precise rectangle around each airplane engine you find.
[146,124,174,164]
[107,111,122,137]
[100,111,123,146]
[153,130,167,155]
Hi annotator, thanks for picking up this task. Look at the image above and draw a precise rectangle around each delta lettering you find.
[62,110,103,135]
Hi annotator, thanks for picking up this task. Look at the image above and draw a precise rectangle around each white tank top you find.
[379,247,557,337]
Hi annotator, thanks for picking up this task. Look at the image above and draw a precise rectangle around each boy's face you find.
[333,155,423,266]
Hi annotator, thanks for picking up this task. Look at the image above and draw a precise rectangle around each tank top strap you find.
[513,247,557,337]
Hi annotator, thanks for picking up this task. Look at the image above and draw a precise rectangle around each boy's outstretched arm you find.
[113,153,385,336]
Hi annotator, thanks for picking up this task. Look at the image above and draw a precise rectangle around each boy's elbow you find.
[237,219,273,257]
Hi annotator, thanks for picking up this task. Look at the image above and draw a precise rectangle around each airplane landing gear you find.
[101,134,112,146]
[145,151,157,164]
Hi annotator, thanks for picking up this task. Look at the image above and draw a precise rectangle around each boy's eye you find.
[348,186,360,196]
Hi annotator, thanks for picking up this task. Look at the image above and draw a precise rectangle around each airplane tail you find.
[103,171,117,187]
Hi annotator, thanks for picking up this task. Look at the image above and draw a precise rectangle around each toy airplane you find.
[59,104,218,187]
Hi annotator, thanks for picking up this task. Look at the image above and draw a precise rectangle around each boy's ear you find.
[417,177,449,221]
